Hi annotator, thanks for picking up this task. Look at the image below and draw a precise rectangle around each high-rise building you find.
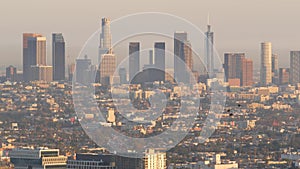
[143,149,166,169]
[279,68,290,85]
[149,50,154,65]
[272,54,279,84]
[205,24,214,74]
[30,65,53,82]
[98,18,116,85]
[68,63,75,81]
[99,17,112,61]
[116,149,166,169]
[23,33,47,81]
[52,33,65,81]
[75,55,92,84]
[28,36,47,66]
[6,65,17,81]
[183,41,193,75]
[242,58,253,86]
[174,32,187,82]
[10,148,67,169]
[260,42,272,86]
[290,51,300,84]
[224,53,253,86]
[154,42,166,82]
[174,32,193,83]
[224,53,245,83]
[99,54,116,85]
[129,42,140,82]
[119,68,127,84]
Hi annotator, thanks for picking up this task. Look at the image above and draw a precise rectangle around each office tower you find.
[27,36,47,66]
[98,18,116,85]
[183,41,193,78]
[68,63,75,81]
[272,54,279,84]
[6,65,17,81]
[67,153,116,169]
[154,42,166,82]
[260,42,272,86]
[99,53,116,85]
[52,33,65,81]
[242,58,253,86]
[149,50,154,65]
[174,32,194,83]
[174,32,187,81]
[129,42,140,82]
[279,68,290,85]
[75,55,92,84]
[99,17,112,61]
[224,53,253,87]
[205,24,214,74]
[290,51,300,84]
[30,65,53,82]
[23,33,45,81]
[119,68,127,84]
[9,148,67,169]
[224,53,245,83]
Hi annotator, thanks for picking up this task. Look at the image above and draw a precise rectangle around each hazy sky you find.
[0,0,299,71]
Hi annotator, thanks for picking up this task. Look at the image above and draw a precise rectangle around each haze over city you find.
[0,0,299,70]
[2,1,300,168]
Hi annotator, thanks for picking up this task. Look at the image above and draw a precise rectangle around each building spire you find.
[207,13,210,25]
[207,13,211,32]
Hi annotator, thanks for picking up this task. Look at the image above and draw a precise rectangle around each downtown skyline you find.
[0,0,300,70]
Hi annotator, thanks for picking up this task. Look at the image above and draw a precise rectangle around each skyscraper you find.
[174,32,193,83]
[23,33,45,81]
[76,55,92,84]
[149,50,154,65]
[290,51,300,84]
[154,42,166,82]
[205,24,214,74]
[98,18,116,85]
[100,54,116,85]
[242,58,253,86]
[28,36,47,66]
[272,54,279,84]
[224,53,253,86]
[260,42,272,86]
[184,41,193,71]
[129,42,140,82]
[6,65,17,81]
[52,33,65,81]
[279,68,290,85]
[119,67,127,84]
[99,17,112,60]
[30,65,53,82]
[224,53,244,86]
[184,41,193,83]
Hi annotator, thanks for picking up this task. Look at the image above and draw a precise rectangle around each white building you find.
[10,148,67,169]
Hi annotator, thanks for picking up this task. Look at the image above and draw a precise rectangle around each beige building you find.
[260,42,272,86]
[144,149,166,169]
[100,54,116,85]
[31,65,53,83]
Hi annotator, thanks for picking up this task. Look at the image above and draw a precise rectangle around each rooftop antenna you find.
[207,13,211,31]
[207,13,210,25]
